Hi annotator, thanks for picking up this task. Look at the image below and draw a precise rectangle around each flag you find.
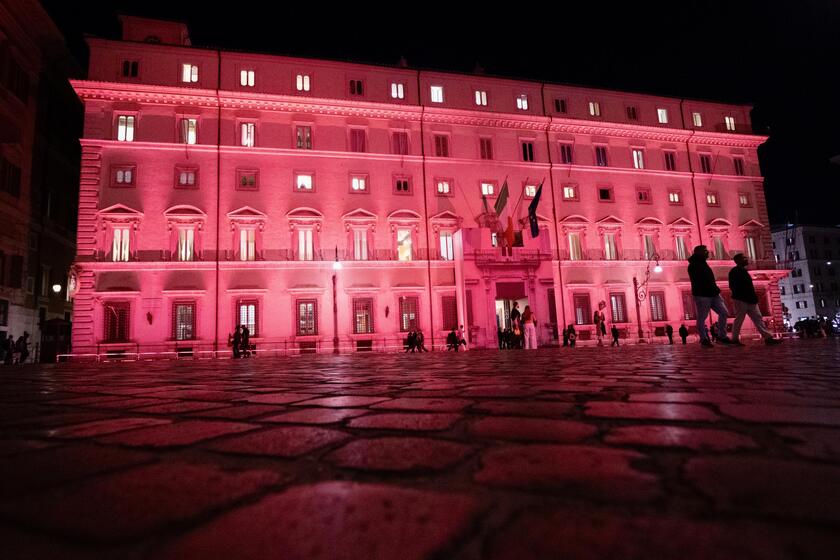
[528,180,544,237]
[481,194,489,216]
[504,216,515,248]
[493,179,509,216]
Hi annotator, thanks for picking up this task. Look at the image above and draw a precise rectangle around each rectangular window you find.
[626,106,638,120]
[240,122,255,147]
[436,180,451,195]
[475,90,488,106]
[238,169,258,190]
[350,175,367,192]
[440,231,454,260]
[739,192,751,207]
[0,157,22,198]
[296,74,311,91]
[559,143,573,164]
[122,60,139,78]
[675,235,688,260]
[176,167,197,188]
[298,229,314,261]
[392,131,410,155]
[113,165,135,186]
[391,82,405,99]
[441,295,458,330]
[632,149,645,169]
[117,115,135,142]
[681,291,696,320]
[173,303,195,341]
[569,233,583,261]
[397,228,413,261]
[554,98,567,113]
[240,69,255,87]
[104,302,130,342]
[181,64,198,83]
[350,129,367,152]
[521,141,535,162]
[516,94,529,110]
[700,154,712,173]
[649,291,666,321]
[664,151,676,171]
[112,228,130,262]
[296,126,312,149]
[353,229,368,260]
[595,146,608,166]
[240,229,256,261]
[0,299,7,327]
[434,135,449,157]
[394,176,411,194]
[713,237,726,260]
[598,186,614,202]
[657,108,669,124]
[430,85,444,103]
[725,116,736,131]
[734,158,745,176]
[349,79,364,96]
[399,296,419,331]
[745,236,757,261]
[636,186,651,203]
[481,182,495,196]
[589,101,601,116]
[668,190,681,204]
[295,173,313,191]
[180,118,197,144]
[480,137,493,160]
[524,184,537,198]
[353,298,374,334]
[706,192,719,206]
[692,112,703,127]
[574,294,592,325]
[491,232,498,247]
[643,234,657,260]
[563,185,578,200]
[177,228,195,261]
[237,300,258,336]
[297,300,317,335]
[604,233,618,260]
[610,293,627,323]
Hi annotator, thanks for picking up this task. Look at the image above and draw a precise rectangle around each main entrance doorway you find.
[495,298,529,330]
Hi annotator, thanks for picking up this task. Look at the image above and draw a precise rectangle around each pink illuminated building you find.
[68,16,785,357]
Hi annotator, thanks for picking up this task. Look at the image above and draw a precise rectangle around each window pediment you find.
[99,203,144,219]
[388,209,421,232]
[706,218,732,229]
[228,206,267,231]
[165,205,206,229]
[287,206,323,232]
[429,210,462,231]
[559,214,590,224]
[668,217,694,230]
[739,219,764,230]
[342,208,377,232]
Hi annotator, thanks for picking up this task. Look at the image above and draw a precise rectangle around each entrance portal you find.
[495,297,529,330]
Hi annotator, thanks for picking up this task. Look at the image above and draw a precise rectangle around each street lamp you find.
[332,246,341,354]
[52,283,62,294]
[633,252,662,343]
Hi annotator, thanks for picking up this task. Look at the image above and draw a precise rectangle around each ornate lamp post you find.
[332,246,342,354]
[632,253,662,343]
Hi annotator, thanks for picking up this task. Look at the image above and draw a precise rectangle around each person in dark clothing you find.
[498,327,505,349]
[611,325,620,346]
[16,332,30,364]
[729,253,781,345]
[665,324,674,344]
[687,245,734,346]
[567,324,577,348]
[446,329,459,351]
[562,327,569,347]
[3,334,13,365]
[415,329,428,352]
[231,326,241,359]
[405,330,417,352]
[240,326,250,357]
[679,324,688,344]
[510,302,522,349]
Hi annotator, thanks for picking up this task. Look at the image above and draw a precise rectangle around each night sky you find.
[42,0,840,227]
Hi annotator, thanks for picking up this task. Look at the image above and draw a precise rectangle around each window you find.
[40,267,50,297]
[180,118,197,144]
[112,165,135,187]
[604,233,618,260]
[745,236,757,261]
[240,229,256,261]
[441,295,458,330]
[569,233,583,261]
[296,126,312,149]
[657,108,669,124]
[681,291,696,320]
[734,158,745,176]
[391,82,405,99]
[240,69,255,87]
[574,294,592,325]
[636,186,651,203]
[349,79,364,96]
[173,303,195,341]
[238,169,258,190]
[491,232,498,247]
[397,228,413,261]
[392,131,409,155]
[563,185,578,200]
[436,180,451,196]
[112,228,130,262]
[739,192,751,207]
[643,234,657,260]
[475,90,488,106]
[295,173,313,191]
[298,229,314,261]
[350,129,367,152]
[0,157,21,198]
[480,138,493,160]
[430,85,444,103]
[116,115,135,142]
[692,112,703,127]
[675,235,688,260]
[104,302,130,342]
[434,135,449,157]
[516,94,529,111]
[598,186,614,202]
[713,237,726,260]
[353,298,374,333]
[480,182,495,196]
[554,98,567,113]
[626,106,638,120]
[589,101,601,116]
[559,143,574,164]
[668,190,681,204]
[296,74,311,92]
[353,229,368,260]
[440,231,454,260]
[350,175,368,193]
[297,300,317,335]
[237,300,258,336]
[240,122,255,147]
[0,299,7,327]
[394,176,411,194]
[706,192,719,206]
[399,297,419,331]
[595,146,608,166]
[632,149,645,169]
[181,64,198,83]
[177,228,195,261]
[122,60,139,78]
[176,166,197,188]
[725,116,736,131]
[524,184,537,198]
[699,154,712,173]
[610,293,627,322]
[521,141,535,162]
[664,152,677,171]
[649,291,666,321]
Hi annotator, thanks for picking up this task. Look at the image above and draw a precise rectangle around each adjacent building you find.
[772,225,840,326]
[68,16,784,357]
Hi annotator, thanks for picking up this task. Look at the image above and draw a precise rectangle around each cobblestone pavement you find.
[2,340,840,559]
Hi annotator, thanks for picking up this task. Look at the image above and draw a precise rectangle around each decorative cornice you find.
[72,80,219,107]
[549,120,692,143]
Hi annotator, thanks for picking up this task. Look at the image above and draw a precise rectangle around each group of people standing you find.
[228,325,252,358]
[1,332,30,365]
[405,329,429,352]
[499,302,539,350]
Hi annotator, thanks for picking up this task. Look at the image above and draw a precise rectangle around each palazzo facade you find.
[68,16,785,357]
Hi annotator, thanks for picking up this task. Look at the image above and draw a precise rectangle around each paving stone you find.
[185,404,283,419]
[240,393,319,405]
[204,427,349,457]
[459,386,537,398]
[325,437,472,472]
[685,457,840,523]
[370,397,474,412]
[469,417,597,442]
[347,413,461,431]
[262,408,370,424]
[605,425,759,451]
[585,402,721,422]
[97,420,257,447]
[292,396,391,408]
[156,481,481,560]
[47,417,172,439]
[475,445,661,501]
[718,404,840,426]
[130,401,230,414]
[470,401,575,417]
[775,427,840,462]
[628,392,738,404]
[0,463,285,541]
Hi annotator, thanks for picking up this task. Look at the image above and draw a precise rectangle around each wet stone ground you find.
[1,340,840,559]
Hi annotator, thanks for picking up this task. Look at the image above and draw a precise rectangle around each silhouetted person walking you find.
[688,245,734,347]
[231,326,241,359]
[679,324,688,344]
[611,325,620,346]
[241,326,250,357]
[665,324,674,344]
[728,253,781,346]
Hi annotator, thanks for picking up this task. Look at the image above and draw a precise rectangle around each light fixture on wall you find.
[52,283,62,293]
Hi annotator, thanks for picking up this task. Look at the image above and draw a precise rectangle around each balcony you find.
[467,247,549,267]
